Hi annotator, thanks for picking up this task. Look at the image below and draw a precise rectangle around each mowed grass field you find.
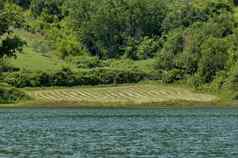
[23,84,219,107]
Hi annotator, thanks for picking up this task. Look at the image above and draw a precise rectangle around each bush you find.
[223,65,238,91]
[0,88,28,104]
[162,69,184,84]
[123,37,160,60]
[210,71,227,90]
[4,68,75,87]
[4,67,151,87]
[68,55,105,69]
[4,70,41,87]
[231,92,238,100]
[187,74,205,89]
[137,37,160,59]
[0,64,19,73]
[223,68,238,100]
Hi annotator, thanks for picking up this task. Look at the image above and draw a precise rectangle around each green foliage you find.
[10,0,31,9]
[0,87,28,103]
[5,67,150,88]
[0,59,19,73]
[30,0,63,20]
[137,37,161,59]
[68,55,104,69]
[187,74,204,89]
[0,2,9,35]
[46,19,84,58]
[0,35,25,58]
[155,0,236,88]
[198,37,230,82]
[0,2,25,59]
[0,1,25,83]
[65,0,167,58]
[4,2,25,28]
[162,69,185,84]
[156,28,184,70]
[123,36,160,60]
[224,65,238,91]
[221,64,238,100]
[3,0,238,94]
[210,71,227,91]
[162,1,208,33]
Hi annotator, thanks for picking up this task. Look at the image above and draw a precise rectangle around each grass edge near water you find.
[1,83,236,108]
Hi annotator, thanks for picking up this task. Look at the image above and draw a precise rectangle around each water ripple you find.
[0,108,238,157]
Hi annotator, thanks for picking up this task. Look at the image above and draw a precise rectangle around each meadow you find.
[8,83,219,107]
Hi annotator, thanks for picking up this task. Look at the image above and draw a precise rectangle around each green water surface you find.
[0,107,238,158]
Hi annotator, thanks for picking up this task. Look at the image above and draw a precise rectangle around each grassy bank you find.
[0,83,230,108]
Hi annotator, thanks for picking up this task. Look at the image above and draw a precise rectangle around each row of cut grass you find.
[23,84,219,107]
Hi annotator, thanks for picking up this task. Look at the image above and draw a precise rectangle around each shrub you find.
[4,67,150,87]
[0,88,28,104]
[162,69,184,84]
[123,37,161,60]
[74,68,149,85]
[0,65,19,73]
[4,70,41,87]
[68,55,105,69]
[210,71,227,90]
[51,68,76,86]
[223,65,238,91]
[187,74,205,89]
[137,36,161,60]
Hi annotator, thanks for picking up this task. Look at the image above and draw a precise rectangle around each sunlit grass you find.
[21,84,219,107]
[9,47,61,72]
[8,29,75,72]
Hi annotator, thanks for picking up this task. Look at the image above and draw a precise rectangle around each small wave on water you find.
[0,108,238,158]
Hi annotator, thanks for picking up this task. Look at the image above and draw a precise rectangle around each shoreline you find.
[0,100,236,108]
[1,83,236,108]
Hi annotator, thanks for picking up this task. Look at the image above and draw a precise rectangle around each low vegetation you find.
[4,67,150,87]
[0,87,28,104]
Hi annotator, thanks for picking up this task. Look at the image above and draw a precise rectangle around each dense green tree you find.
[162,1,208,33]
[137,37,160,60]
[156,28,184,70]
[0,1,24,61]
[198,37,230,82]
[66,0,167,58]
[30,0,63,19]
[10,0,31,9]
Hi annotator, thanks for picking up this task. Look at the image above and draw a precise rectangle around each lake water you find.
[0,108,238,158]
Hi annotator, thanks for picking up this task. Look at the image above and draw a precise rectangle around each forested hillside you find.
[1,0,238,103]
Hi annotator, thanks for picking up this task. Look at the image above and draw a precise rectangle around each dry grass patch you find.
[24,84,219,106]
